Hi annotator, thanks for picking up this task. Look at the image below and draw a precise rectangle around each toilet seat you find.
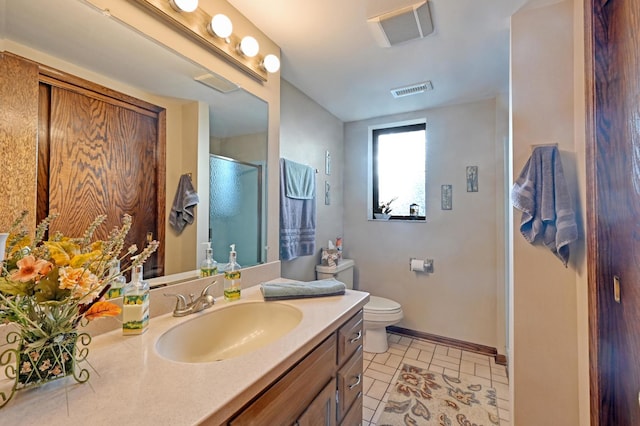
[364,296,403,322]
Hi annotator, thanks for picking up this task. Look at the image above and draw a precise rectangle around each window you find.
[371,121,426,220]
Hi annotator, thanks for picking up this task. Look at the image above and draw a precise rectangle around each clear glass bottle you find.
[200,242,218,277]
[223,244,241,301]
[122,264,149,335]
[106,259,127,299]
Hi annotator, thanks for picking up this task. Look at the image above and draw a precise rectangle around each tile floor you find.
[362,332,511,425]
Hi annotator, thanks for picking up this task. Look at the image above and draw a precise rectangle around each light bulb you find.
[262,54,281,73]
[239,36,259,58]
[169,0,198,13]
[209,14,232,39]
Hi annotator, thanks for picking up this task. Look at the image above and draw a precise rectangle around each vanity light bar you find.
[169,0,198,13]
[131,0,281,81]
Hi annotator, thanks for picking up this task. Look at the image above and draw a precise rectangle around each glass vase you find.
[17,332,78,389]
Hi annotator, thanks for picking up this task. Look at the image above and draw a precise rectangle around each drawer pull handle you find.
[349,374,362,390]
[349,330,362,344]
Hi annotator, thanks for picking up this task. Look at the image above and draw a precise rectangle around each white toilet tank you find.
[316,259,354,289]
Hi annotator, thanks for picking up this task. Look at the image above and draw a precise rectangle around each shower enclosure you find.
[209,155,264,267]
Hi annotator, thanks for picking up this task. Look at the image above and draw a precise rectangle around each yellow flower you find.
[9,255,53,282]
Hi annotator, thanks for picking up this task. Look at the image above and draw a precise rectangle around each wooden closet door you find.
[47,86,160,276]
[588,0,640,423]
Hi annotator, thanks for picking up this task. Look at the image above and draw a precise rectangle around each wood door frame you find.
[24,53,167,276]
[584,0,600,419]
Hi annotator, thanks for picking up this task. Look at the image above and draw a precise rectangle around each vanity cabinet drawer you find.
[337,310,363,365]
[337,347,363,422]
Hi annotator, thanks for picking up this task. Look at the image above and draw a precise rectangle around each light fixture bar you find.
[131,0,268,81]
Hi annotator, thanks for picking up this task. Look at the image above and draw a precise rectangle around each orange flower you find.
[58,266,100,301]
[83,301,122,321]
[9,255,53,282]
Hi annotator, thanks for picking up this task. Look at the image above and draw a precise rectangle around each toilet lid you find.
[365,296,402,313]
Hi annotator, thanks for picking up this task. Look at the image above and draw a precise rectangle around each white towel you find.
[511,146,578,267]
[169,174,199,234]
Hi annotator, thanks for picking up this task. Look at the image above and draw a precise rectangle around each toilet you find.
[316,259,403,353]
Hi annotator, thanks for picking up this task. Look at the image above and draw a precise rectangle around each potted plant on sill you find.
[374,197,397,220]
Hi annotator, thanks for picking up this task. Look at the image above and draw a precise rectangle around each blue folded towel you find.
[283,159,315,199]
[261,279,346,301]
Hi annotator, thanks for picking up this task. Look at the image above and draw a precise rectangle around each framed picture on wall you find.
[441,185,452,210]
[466,166,478,192]
[325,181,331,205]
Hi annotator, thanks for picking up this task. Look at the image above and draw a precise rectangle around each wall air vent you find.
[368,0,434,47]
[194,73,240,94]
[391,81,433,98]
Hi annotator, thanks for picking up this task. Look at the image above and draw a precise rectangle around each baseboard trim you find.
[387,326,508,366]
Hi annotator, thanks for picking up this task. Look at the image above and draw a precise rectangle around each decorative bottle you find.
[122,264,150,335]
[223,244,241,301]
[200,242,218,277]
[106,259,127,299]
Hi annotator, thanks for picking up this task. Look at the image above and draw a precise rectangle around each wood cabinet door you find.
[296,378,337,426]
[39,83,163,277]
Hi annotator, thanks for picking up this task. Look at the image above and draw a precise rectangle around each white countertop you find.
[1,285,369,425]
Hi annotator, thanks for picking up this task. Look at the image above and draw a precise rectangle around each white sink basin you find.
[155,301,302,363]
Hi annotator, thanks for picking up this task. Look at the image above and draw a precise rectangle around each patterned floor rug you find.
[377,363,500,426]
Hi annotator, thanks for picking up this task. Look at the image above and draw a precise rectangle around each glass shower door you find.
[209,155,263,267]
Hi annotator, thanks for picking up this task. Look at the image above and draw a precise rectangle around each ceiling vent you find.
[368,0,434,47]
[194,73,240,94]
[390,81,433,98]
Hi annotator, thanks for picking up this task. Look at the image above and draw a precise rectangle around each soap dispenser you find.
[122,262,150,335]
[223,244,241,301]
[200,242,218,277]
[106,259,126,299]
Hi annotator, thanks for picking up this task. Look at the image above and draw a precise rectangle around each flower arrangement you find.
[378,197,398,214]
[0,211,159,348]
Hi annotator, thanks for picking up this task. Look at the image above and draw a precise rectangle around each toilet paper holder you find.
[409,258,434,273]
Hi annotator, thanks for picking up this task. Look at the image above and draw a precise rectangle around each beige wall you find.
[344,98,508,350]
[510,0,587,423]
[279,80,345,281]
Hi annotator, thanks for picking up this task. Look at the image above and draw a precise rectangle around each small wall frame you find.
[441,185,452,210]
[466,166,478,192]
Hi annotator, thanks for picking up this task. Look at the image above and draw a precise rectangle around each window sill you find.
[369,216,426,223]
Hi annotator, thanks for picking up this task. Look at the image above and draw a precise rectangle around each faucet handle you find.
[164,293,188,311]
[201,280,219,297]
[200,281,219,307]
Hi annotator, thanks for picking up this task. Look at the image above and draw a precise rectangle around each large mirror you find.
[1,0,269,278]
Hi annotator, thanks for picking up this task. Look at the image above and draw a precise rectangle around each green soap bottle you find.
[223,244,241,301]
[200,242,218,277]
[122,264,149,335]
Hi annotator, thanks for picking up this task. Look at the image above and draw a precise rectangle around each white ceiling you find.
[1,0,528,129]
[228,0,527,122]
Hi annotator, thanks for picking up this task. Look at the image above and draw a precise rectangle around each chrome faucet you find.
[164,281,217,317]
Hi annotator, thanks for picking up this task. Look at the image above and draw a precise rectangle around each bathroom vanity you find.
[0,283,369,425]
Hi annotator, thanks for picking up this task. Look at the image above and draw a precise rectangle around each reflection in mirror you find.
[1,0,268,280]
[210,156,264,267]
[207,75,268,269]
